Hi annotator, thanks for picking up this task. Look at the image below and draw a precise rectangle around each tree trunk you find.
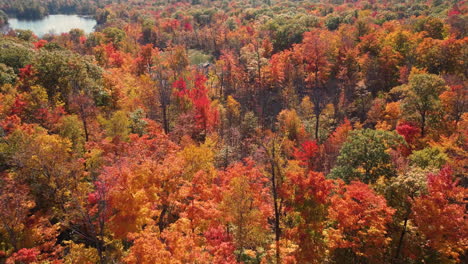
[315,113,320,140]
[394,208,411,263]
[420,112,426,137]
[162,103,169,134]
[82,116,89,142]
[270,145,281,264]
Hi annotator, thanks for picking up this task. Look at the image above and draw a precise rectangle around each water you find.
[5,14,96,37]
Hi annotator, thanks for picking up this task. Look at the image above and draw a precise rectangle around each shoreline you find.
[6,13,95,22]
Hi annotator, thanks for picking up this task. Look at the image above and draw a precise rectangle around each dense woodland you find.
[0,0,467,263]
[0,0,114,19]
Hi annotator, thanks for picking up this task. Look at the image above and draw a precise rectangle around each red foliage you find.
[35,106,66,127]
[162,18,180,33]
[282,170,332,261]
[184,22,193,31]
[204,225,236,264]
[328,181,395,260]
[448,6,461,16]
[7,248,40,264]
[11,95,27,115]
[19,65,34,80]
[396,121,420,156]
[0,115,22,134]
[285,170,332,208]
[175,74,219,134]
[33,40,47,49]
[103,44,124,67]
[294,140,319,169]
[134,44,156,74]
[411,167,467,261]
[79,36,87,44]
[396,122,420,144]
[173,77,187,98]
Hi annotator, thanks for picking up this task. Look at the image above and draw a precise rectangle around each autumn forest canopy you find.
[0,0,467,263]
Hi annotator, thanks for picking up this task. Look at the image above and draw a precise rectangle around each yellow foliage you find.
[64,241,99,264]
[226,95,240,120]
[179,137,216,180]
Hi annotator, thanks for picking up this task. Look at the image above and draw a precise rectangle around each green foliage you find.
[191,8,216,26]
[399,73,447,136]
[329,129,404,183]
[0,9,8,26]
[188,49,212,65]
[325,15,340,30]
[0,63,17,85]
[409,146,448,169]
[414,16,447,39]
[265,13,318,51]
[15,29,35,41]
[241,111,258,138]
[103,27,126,47]
[0,38,33,73]
[58,115,86,154]
[0,0,466,263]
[129,108,148,136]
[32,49,103,105]
[100,110,131,139]
[96,8,111,24]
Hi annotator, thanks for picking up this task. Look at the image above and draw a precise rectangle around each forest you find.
[0,0,466,263]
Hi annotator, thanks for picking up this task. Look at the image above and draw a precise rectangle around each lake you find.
[5,14,96,37]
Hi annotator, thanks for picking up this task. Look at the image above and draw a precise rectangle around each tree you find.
[293,140,319,170]
[0,64,17,86]
[387,167,432,263]
[414,17,446,40]
[0,125,83,214]
[329,129,403,183]
[95,131,182,238]
[259,134,288,263]
[124,226,172,264]
[103,27,126,47]
[409,147,448,169]
[411,168,467,263]
[399,73,447,137]
[69,92,97,142]
[219,160,271,261]
[100,110,131,140]
[0,10,7,27]
[283,168,333,263]
[327,181,395,263]
[0,39,33,73]
[294,29,336,140]
[32,50,103,106]
[396,122,420,155]
[174,74,219,139]
[0,175,61,262]
[0,176,35,252]
[440,84,467,127]
[277,109,307,143]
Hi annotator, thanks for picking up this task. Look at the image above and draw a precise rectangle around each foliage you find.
[0,0,466,263]
[327,181,395,263]
[329,129,403,183]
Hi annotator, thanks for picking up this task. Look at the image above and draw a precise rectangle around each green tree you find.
[399,73,447,137]
[58,115,86,154]
[409,146,448,169]
[329,129,403,183]
[103,27,126,47]
[0,9,8,26]
[0,63,17,85]
[100,110,131,139]
[0,39,33,73]
[32,50,103,105]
